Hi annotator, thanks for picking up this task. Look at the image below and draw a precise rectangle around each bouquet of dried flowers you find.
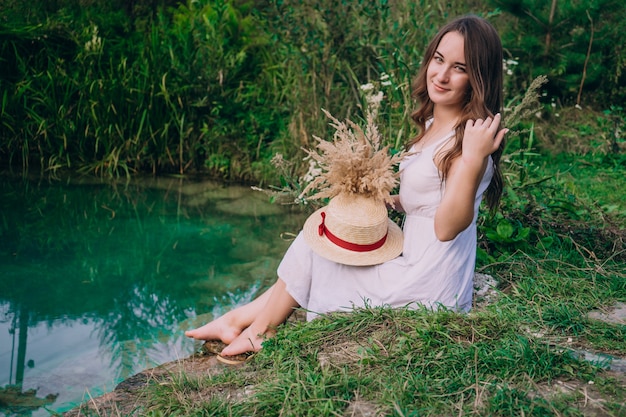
[299,107,406,208]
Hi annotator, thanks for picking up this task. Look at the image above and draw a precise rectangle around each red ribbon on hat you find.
[318,211,387,252]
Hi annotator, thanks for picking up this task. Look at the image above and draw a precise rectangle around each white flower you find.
[502,59,518,76]
[360,83,375,92]
[85,25,102,53]
[301,159,322,184]
[364,91,384,118]
[367,91,384,106]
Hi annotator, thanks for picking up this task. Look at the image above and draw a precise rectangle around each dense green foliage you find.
[489,0,626,106]
[2,0,624,181]
[1,0,280,177]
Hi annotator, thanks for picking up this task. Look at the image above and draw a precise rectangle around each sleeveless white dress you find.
[277,131,494,321]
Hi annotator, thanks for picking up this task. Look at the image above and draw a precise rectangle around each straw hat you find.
[303,193,403,266]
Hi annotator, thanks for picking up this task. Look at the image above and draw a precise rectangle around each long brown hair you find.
[408,15,504,211]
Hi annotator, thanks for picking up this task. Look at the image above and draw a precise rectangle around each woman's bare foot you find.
[220,324,275,356]
[186,284,279,345]
[185,314,242,344]
[219,278,298,356]
[186,279,296,357]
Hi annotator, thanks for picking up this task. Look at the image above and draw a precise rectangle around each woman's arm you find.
[434,114,506,241]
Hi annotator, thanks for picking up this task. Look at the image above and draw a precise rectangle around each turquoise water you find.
[0,175,307,416]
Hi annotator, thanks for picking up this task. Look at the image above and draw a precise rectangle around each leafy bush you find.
[489,0,626,107]
[0,0,284,178]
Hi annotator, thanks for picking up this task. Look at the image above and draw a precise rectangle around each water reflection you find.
[0,175,307,416]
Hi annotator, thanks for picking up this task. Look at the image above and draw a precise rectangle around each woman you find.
[186,14,507,359]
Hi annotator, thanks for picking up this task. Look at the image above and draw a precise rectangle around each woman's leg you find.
[220,277,298,356]
[185,283,277,344]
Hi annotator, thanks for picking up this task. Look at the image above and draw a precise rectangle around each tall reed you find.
[0,0,508,182]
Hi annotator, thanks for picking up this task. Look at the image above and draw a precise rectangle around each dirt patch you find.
[62,351,229,416]
[536,371,626,417]
[588,302,626,326]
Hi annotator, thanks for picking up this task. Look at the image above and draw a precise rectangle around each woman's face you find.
[426,31,470,111]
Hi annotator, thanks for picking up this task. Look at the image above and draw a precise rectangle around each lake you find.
[0,174,307,416]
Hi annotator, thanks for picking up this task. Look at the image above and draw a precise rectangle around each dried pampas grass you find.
[300,108,406,207]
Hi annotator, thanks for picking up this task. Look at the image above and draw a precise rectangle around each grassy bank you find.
[80,248,626,416]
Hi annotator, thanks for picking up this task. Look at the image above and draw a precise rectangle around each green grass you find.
[139,294,624,416]
[124,244,625,416]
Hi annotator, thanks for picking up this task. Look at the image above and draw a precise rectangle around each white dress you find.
[278,131,494,321]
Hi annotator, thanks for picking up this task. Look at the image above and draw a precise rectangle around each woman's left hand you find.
[462,113,507,166]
